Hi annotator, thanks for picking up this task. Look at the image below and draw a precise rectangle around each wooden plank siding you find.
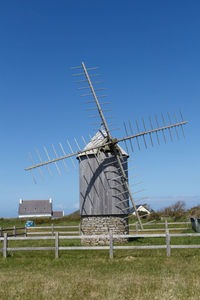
[79,153,129,215]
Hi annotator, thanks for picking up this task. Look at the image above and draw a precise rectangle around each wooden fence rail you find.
[129,222,190,226]
[27,225,79,229]
[26,224,80,236]
[25,222,190,235]
[1,230,200,259]
[128,220,190,233]
[0,221,191,239]
[0,226,26,237]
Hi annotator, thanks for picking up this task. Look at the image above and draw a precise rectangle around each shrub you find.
[159,201,186,221]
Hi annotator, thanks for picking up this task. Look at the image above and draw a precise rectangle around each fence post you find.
[52,224,54,236]
[25,226,27,237]
[13,225,16,237]
[109,231,113,259]
[166,229,171,257]
[3,233,7,258]
[136,223,138,234]
[165,219,168,230]
[79,224,81,235]
[55,232,59,259]
[0,227,2,237]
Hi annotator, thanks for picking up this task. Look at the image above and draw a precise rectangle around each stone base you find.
[81,215,129,245]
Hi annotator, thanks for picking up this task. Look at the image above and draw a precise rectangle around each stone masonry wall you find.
[81,215,129,245]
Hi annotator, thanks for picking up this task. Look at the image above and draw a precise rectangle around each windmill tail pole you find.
[113,147,143,230]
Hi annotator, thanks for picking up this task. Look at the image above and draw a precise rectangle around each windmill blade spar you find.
[120,120,188,145]
[80,62,113,140]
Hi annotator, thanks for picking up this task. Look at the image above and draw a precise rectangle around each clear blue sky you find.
[0,0,199,217]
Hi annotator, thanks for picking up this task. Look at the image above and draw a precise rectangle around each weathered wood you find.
[52,224,54,236]
[170,233,200,237]
[55,232,59,258]
[166,229,171,257]
[129,222,190,226]
[57,231,79,234]
[28,226,79,229]
[7,247,55,251]
[1,231,200,257]
[7,236,55,240]
[112,234,166,238]
[130,228,187,232]
[5,232,200,242]
[171,245,200,248]
[14,232,26,236]
[113,245,166,249]
[15,227,26,230]
[2,227,26,231]
[27,231,79,235]
[3,233,7,258]
[136,223,138,234]
[25,226,27,237]
[79,154,129,215]
[2,228,14,231]
[27,232,53,235]
[59,246,110,250]
[13,226,16,237]
[165,220,168,230]
[109,232,113,259]
[6,244,200,254]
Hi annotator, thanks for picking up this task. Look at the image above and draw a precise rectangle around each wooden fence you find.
[0,221,191,237]
[1,229,200,259]
[128,221,190,233]
[27,225,80,235]
[0,221,190,237]
[0,226,27,237]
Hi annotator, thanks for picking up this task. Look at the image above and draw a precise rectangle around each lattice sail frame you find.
[25,62,188,229]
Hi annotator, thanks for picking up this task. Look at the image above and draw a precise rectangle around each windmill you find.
[25,62,188,243]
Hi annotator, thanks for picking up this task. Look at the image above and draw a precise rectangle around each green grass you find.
[1,218,199,299]
[0,216,80,228]
[1,229,200,299]
[1,246,200,299]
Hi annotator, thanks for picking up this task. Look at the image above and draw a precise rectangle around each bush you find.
[146,210,161,221]
[159,201,186,221]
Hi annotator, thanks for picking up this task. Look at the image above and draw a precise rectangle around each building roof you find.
[130,204,150,215]
[78,128,128,157]
[18,199,52,216]
[52,211,64,218]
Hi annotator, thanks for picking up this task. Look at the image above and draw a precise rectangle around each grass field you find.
[1,247,200,300]
[1,218,200,299]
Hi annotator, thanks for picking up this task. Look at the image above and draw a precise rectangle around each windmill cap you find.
[77,128,129,158]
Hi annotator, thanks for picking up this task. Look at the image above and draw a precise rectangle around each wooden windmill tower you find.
[25,62,188,244]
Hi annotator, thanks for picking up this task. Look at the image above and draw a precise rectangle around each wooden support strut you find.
[113,146,143,230]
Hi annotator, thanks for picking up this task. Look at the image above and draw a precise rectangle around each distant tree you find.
[159,201,186,220]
